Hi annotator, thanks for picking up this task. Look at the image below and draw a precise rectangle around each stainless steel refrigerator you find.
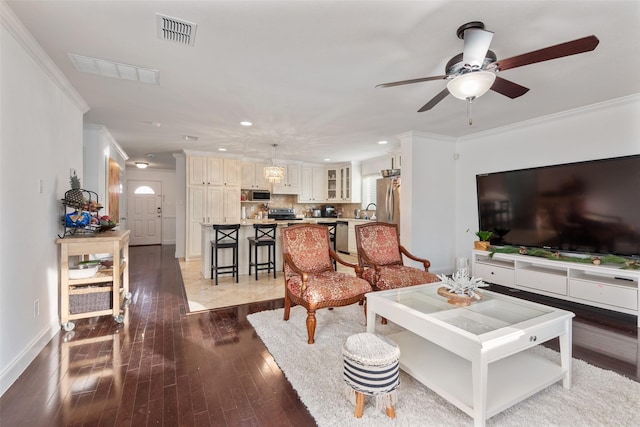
[376,176,401,231]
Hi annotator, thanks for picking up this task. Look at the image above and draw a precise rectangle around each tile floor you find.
[180,253,358,312]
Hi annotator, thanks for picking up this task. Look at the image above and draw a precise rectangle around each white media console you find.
[471,250,640,327]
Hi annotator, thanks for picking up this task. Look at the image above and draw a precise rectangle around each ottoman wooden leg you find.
[354,392,365,418]
[385,405,396,418]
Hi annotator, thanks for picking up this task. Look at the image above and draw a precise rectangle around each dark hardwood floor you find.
[1,245,637,426]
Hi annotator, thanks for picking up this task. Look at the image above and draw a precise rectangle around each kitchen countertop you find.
[202,218,375,226]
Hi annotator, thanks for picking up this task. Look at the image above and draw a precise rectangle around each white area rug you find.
[247,304,640,426]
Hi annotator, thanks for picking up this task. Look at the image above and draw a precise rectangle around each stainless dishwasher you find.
[336,221,349,254]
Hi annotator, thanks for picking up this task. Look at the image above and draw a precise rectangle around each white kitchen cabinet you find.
[272,164,301,195]
[222,158,241,186]
[340,163,361,203]
[186,186,241,260]
[241,161,270,190]
[186,155,241,260]
[189,156,221,185]
[189,156,240,187]
[326,167,339,201]
[326,163,361,202]
[472,250,640,326]
[299,166,326,202]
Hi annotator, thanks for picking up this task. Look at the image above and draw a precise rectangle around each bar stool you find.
[248,223,277,280]
[211,224,240,285]
[317,221,337,269]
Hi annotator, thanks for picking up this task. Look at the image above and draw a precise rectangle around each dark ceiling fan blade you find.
[490,76,530,98]
[490,35,599,72]
[376,75,448,88]
[417,88,450,112]
[463,28,494,68]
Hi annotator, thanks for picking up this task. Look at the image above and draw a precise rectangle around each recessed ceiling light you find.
[240,121,252,126]
[135,162,149,169]
[378,140,388,145]
[324,158,331,162]
[218,148,227,152]
[142,121,161,127]
[183,135,198,141]
[147,153,155,158]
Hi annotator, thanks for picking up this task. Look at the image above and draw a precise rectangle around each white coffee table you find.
[366,282,574,427]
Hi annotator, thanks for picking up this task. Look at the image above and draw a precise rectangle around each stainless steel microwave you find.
[249,190,271,201]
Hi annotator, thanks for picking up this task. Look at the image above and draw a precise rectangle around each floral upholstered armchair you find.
[281,224,372,344]
[354,222,439,292]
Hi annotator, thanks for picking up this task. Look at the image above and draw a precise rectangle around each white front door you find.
[127,180,162,246]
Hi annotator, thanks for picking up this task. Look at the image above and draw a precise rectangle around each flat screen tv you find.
[476,155,640,258]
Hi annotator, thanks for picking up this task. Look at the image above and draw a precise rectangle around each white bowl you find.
[68,264,99,280]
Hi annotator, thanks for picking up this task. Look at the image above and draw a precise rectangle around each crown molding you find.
[1,2,89,113]
[457,94,640,142]
[397,130,457,143]
[83,124,129,160]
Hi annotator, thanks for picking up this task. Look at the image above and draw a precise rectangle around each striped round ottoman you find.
[342,332,400,418]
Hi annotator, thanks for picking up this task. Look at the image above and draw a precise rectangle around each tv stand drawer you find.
[569,279,637,310]
[516,267,567,296]
[474,262,514,286]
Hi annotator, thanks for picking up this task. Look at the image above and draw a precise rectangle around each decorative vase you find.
[437,287,482,307]
[474,241,490,251]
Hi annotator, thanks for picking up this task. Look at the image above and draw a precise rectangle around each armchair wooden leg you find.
[283,294,291,321]
[306,310,316,344]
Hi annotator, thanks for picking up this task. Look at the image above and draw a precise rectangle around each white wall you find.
[399,131,456,274]
[173,153,186,258]
[454,95,640,263]
[0,3,88,395]
[126,168,177,245]
[361,154,394,176]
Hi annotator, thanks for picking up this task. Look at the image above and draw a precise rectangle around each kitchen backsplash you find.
[241,194,363,219]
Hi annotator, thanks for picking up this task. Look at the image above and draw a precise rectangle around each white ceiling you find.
[7,1,640,170]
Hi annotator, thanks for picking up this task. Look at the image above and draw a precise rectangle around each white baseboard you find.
[0,320,59,397]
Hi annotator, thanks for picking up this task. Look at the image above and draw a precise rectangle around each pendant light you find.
[263,144,285,183]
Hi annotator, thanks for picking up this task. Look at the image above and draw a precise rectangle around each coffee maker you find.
[322,205,336,218]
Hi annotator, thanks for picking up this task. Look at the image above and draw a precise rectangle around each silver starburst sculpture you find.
[437,271,488,300]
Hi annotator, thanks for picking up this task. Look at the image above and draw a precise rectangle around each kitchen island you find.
[199,219,345,280]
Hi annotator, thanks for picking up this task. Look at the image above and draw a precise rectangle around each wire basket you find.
[69,287,113,314]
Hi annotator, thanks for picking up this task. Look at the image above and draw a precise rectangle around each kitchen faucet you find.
[361,203,377,220]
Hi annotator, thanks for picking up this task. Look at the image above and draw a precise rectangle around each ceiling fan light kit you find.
[377,21,599,123]
[446,71,496,100]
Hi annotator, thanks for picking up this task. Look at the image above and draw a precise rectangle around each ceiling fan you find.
[376,22,599,124]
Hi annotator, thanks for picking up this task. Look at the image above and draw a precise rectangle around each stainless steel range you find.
[267,208,300,221]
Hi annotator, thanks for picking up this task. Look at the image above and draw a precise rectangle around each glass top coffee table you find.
[366,282,574,427]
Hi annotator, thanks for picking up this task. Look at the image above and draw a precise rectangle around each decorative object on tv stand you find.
[436,270,487,306]
[472,230,493,250]
[263,144,285,184]
[490,246,640,270]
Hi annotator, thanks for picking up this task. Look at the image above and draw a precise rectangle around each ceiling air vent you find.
[156,13,197,46]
